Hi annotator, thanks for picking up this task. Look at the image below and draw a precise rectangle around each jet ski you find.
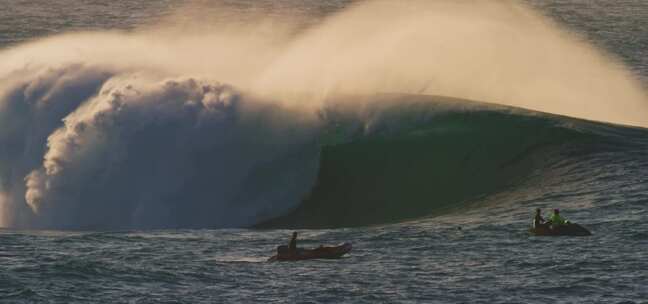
[268,242,352,262]
[529,223,591,236]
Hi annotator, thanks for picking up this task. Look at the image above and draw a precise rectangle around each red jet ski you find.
[268,243,352,262]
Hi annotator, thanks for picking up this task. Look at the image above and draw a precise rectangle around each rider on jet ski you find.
[289,232,298,255]
[547,209,569,227]
[533,208,546,228]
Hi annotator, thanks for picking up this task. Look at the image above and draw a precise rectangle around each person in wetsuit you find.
[533,208,546,228]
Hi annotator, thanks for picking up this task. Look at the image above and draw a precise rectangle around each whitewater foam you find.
[1,69,321,228]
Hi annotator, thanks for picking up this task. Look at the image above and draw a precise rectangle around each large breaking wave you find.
[1,0,647,229]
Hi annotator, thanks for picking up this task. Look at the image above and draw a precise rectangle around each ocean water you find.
[1,0,648,303]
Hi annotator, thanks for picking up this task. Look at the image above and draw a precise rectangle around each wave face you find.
[258,96,624,228]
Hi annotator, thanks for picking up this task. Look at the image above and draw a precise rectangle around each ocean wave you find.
[0,62,644,230]
[1,0,647,229]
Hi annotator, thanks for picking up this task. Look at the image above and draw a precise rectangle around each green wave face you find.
[259,95,614,228]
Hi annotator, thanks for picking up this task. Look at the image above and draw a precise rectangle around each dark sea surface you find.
[1,0,647,303]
